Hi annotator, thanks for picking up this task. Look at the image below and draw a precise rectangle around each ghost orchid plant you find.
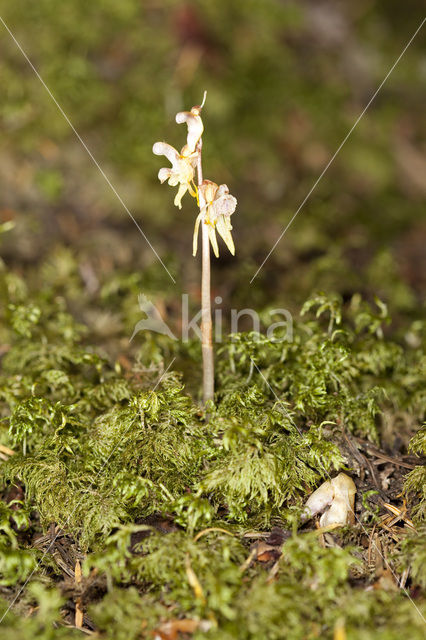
[153,93,237,404]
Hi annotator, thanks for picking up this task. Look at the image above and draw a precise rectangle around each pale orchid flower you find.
[193,180,237,257]
[176,105,204,153]
[152,142,198,209]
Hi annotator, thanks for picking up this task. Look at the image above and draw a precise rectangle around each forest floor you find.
[0,226,425,640]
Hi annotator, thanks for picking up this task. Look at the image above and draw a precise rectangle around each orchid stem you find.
[196,139,214,405]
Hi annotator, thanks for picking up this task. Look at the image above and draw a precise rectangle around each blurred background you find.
[0,0,425,354]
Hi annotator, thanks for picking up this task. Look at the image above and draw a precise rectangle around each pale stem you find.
[196,139,214,404]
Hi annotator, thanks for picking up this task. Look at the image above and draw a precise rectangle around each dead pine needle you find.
[74,559,83,629]
[185,554,206,605]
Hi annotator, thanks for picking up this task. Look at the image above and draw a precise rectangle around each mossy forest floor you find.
[0,231,424,640]
[0,2,425,637]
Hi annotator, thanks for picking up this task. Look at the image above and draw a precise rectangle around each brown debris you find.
[0,443,15,458]
[152,618,213,640]
[74,560,83,629]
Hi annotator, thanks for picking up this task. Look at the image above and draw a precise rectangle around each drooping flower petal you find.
[176,107,204,153]
[158,167,172,183]
[174,183,189,210]
[216,214,235,255]
[152,142,180,167]
[193,212,203,256]
[208,223,219,258]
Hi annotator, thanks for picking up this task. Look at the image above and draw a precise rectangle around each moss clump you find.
[217,293,424,442]
[404,424,426,523]
[0,501,37,586]
[198,391,343,523]
[0,583,79,640]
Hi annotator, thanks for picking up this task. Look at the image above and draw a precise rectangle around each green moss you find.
[0,583,79,640]
[404,424,426,522]
[0,502,37,586]
[88,530,426,640]
[217,293,424,442]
